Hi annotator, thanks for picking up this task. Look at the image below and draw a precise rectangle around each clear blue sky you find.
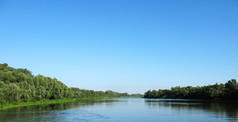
[0,0,237,93]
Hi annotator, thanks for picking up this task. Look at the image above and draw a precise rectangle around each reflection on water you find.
[0,101,112,122]
[145,99,238,121]
[1,98,238,122]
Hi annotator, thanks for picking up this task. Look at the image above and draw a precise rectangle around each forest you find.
[144,79,238,100]
[0,63,138,104]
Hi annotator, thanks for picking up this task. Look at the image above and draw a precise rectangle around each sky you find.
[0,0,238,93]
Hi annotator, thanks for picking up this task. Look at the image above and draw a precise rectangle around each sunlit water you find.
[1,98,238,122]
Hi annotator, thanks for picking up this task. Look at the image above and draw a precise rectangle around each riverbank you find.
[0,96,124,110]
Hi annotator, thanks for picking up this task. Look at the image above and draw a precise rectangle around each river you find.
[0,98,238,122]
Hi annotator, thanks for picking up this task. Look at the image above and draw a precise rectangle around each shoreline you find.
[0,96,140,110]
[0,97,111,110]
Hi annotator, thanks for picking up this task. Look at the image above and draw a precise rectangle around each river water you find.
[0,98,238,122]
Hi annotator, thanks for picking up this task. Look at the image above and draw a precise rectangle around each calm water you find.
[1,98,238,122]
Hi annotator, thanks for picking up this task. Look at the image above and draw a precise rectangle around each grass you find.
[0,96,120,110]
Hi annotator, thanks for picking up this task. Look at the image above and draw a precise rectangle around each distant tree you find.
[144,79,238,100]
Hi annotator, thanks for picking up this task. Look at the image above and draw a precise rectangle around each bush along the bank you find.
[144,79,238,100]
[0,63,133,104]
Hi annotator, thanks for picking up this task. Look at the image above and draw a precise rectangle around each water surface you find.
[1,98,238,122]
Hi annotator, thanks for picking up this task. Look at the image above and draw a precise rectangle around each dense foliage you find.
[144,79,238,100]
[0,63,135,104]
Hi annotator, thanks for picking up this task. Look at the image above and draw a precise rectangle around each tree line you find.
[144,79,238,100]
[0,63,138,104]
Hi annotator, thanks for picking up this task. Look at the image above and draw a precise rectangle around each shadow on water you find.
[144,99,238,119]
[0,100,116,122]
